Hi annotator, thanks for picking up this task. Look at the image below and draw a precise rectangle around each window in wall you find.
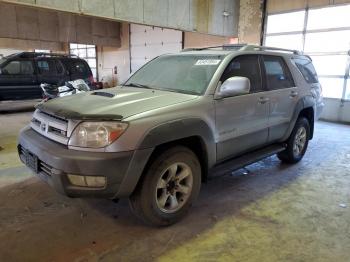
[310,55,348,76]
[307,5,350,30]
[318,77,345,99]
[69,43,97,80]
[266,11,305,34]
[264,3,350,100]
[265,34,304,51]
[304,30,350,53]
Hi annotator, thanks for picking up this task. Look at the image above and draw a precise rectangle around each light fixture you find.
[223,11,231,17]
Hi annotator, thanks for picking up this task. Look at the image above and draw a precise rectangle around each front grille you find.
[39,161,53,176]
[30,109,69,145]
[40,111,68,123]
[19,145,53,177]
[18,145,26,162]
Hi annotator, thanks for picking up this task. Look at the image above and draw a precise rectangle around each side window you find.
[37,60,57,75]
[220,55,263,93]
[262,56,294,90]
[1,60,34,75]
[293,58,318,84]
[71,61,89,74]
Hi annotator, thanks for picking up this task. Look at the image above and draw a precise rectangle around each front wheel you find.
[129,146,201,226]
[277,117,310,164]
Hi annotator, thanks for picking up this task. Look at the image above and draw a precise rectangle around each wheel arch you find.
[282,96,315,141]
[137,118,216,182]
[116,119,216,198]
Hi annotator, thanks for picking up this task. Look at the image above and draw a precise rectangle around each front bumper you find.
[18,126,153,198]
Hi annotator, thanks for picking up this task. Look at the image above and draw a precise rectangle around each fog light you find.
[67,174,86,187]
[67,174,106,188]
[85,176,106,188]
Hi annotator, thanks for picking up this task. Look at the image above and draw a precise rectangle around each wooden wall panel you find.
[0,2,121,47]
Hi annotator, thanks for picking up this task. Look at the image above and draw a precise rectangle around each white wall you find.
[320,98,350,123]
[130,24,182,73]
[97,23,130,87]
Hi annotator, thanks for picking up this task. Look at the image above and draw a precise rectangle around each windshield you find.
[125,55,224,95]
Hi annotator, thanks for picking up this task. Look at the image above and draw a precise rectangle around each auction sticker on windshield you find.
[195,59,221,66]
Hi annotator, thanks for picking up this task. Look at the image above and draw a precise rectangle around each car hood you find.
[36,86,199,120]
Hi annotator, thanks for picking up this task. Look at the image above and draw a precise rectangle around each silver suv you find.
[18,45,324,226]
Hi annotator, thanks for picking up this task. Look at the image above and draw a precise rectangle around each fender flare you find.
[281,95,315,141]
[138,118,216,168]
[115,118,216,198]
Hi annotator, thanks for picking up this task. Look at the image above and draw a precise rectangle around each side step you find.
[210,144,286,177]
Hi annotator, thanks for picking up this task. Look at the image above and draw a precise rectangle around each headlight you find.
[69,121,128,148]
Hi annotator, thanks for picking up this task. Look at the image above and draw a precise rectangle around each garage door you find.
[264,4,350,100]
[130,24,183,73]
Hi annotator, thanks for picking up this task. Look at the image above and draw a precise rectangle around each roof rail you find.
[181,44,248,52]
[14,52,78,59]
[181,44,303,55]
[239,45,302,55]
[181,45,224,52]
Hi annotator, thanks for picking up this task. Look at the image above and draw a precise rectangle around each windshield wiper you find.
[124,82,153,89]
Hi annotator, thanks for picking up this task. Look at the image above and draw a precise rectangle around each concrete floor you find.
[0,112,350,262]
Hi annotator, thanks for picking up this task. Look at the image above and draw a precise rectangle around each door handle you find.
[290,91,298,98]
[258,97,269,104]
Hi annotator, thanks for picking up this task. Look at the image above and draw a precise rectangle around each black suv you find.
[0,52,94,101]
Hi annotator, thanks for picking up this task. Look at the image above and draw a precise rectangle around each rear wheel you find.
[129,146,201,226]
[277,117,310,164]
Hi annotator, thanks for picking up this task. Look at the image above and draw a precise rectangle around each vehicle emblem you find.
[40,122,47,132]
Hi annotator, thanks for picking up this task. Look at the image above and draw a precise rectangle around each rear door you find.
[261,55,298,142]
[0,59,39,101]
[68,59,93,84]
[215,55,269,161]
[35,58,68,86]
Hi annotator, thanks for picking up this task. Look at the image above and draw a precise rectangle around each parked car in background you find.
[40,79,91,101]
[0,52,94,103]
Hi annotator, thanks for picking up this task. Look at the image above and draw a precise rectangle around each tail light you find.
[88,75,94,84]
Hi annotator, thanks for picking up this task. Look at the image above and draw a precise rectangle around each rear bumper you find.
[18,126,153,199]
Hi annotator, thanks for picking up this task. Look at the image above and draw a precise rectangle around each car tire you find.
[277,117,310,164]
[129,146,201,226]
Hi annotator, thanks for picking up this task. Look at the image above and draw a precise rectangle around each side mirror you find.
[217,76,250,98]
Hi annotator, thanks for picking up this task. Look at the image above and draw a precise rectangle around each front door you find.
[35,58,67,86]
[215,55,270,161]
[0,59,39,101]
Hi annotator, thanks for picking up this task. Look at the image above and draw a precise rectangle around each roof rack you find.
[239,45,302,55]
[181,44,303,55]
[13,52,78,59]
[181,44,247,52]
[181,45,224,52]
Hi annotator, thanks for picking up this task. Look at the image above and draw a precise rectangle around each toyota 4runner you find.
[18,44,324,226]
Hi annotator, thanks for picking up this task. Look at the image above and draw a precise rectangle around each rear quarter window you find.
[262,55,295,90]
[293,58,318,84]
[37,60,57,75]
[70,60,90,75]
